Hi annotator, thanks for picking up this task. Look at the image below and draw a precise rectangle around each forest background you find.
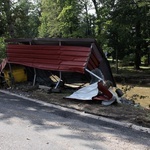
[0,0,150,70]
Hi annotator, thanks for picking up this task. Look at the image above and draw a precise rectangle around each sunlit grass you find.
[108,59,150,108]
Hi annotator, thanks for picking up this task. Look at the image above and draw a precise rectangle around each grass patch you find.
[108,60,150,109]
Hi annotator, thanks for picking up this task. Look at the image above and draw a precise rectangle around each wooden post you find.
[8,63,14,86]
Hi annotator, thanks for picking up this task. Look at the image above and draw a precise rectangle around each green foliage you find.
[121,54,135,66]
[39,0,62,37]
[39,0,96,38]
[141,55,148,65]
[0,0,40,38]
[12,0,40,38]
[107,0,150,69]
[0,37,6,62]
[57,0,82,37]
[0,0,149,71]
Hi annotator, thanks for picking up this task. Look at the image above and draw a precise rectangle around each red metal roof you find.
[4,38,116,86]
[6,44,99,73]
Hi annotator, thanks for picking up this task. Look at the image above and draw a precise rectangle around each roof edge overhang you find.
[5,38,96,47]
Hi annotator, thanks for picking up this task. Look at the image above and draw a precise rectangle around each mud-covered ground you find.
[2,82,150,129]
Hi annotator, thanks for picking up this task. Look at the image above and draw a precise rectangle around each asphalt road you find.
[0,92,150,150]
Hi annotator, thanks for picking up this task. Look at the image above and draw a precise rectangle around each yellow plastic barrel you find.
[4,66,27,86]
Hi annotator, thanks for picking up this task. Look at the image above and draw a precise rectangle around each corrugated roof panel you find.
[60,61,86,66]
[60,56,88,61]
[8,56,62,63]
[6,44,91,73]
[4,38,116,86]
[90,52,100,67]
[7,53,60,60]
[59,65,85,73]
[7,45,61,55]
[32,64,60,70]
[87,51,100,70]
[60,51,90,57]
[7,49,60,55]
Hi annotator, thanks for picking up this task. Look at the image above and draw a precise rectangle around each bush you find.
[121,53,135,66]
[0,37,6,62]
[141,55,148,66]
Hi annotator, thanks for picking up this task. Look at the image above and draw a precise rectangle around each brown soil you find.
[5,82,150,128]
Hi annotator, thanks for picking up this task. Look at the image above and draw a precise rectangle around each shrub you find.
[141,55,148,66]
[0,37,6,62]
[121,53,135,66]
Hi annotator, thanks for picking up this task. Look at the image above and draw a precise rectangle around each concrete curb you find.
[1,89,150,134]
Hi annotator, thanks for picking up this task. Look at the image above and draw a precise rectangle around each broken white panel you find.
[66,82,99,100]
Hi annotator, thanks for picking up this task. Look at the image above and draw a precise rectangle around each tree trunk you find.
[135,20,141,70]
[148,45,150,65]
[91,0,101,35]
[5,0,14,37]
[84,2,90,36]
[116,48,119,74]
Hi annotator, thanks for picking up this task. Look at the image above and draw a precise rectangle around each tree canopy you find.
[0,0,150,68]
[0,0,40,38]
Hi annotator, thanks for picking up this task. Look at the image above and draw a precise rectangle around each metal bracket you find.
[54,71,62,89]
[85,68,104,82]
[33,68,36,86]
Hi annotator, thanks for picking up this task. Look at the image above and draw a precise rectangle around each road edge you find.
[1,89,150,134]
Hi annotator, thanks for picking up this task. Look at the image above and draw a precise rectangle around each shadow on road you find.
[0,92,150,148]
